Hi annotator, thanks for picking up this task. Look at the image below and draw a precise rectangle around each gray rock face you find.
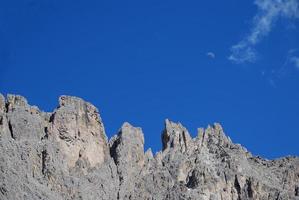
[49,95,109,168]
[0,94,298,200]
[110,122,145,199]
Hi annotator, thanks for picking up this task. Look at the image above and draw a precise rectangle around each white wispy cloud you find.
[206,52,216,59]
[290,56,299,69]
[286,49,299,69]
[229,0,299,64]
[260,49,299,87]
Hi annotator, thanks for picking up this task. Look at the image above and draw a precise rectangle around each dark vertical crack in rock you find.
[182,131,188,151]
[246,179,253,198]
[234,175,241,200]
[295,186,299,196]
[41,149,48,176]
[109,137,121,200]
[7,120,14,139]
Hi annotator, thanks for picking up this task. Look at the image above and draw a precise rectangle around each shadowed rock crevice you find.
[7,120,14,139]
[43,127,49,140]
[0,93,298,200]
[109,135,122,199]
[186,170,200,189]
[108,122,145,199]
[234,175,241,200]
[41,149,48,175]
[246,178,253,198]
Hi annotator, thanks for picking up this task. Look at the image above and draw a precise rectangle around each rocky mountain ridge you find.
[0,94,298,200]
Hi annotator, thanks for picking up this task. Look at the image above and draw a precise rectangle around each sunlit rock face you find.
[49,95,108,168]
[0,94,298,200]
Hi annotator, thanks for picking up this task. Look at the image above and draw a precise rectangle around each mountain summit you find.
[0,94,298,200]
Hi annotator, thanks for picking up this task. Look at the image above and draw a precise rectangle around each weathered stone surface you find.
[49,95,109,168]
[5,94,45,141]
[109,122,145,199]
[162,119,193,153]
[0,94,298,200]
[0,94,5,112]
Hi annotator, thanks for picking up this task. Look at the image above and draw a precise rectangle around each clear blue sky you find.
[1,0,299,159]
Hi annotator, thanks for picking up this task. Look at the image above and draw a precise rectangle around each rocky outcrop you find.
[0,94,298,200]
[109,122,145,199]
[162,119,193,153]
[49,95,109,168]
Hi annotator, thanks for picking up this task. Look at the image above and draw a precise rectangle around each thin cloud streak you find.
[229,0,299,64]
[206,52,216,59]
[286,49,299,69]
[290,56,299,69]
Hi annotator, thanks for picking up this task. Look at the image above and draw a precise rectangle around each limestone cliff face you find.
[0,94,298,200]
[49,95,108,168]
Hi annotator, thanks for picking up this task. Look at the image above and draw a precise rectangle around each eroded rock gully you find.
[0,94,298,200]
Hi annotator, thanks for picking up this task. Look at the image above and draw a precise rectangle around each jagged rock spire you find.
[110,122,145,167]
[109,122,145,199]
[6,94,29,111]
[161,119,192,153]
[49,95,109,168]
[197,123,233,149]
[3,94,44,141]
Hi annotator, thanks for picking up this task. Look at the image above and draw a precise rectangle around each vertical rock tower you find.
[49,95,109,168]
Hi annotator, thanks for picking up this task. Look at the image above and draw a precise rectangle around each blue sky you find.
[1,0,299,159]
